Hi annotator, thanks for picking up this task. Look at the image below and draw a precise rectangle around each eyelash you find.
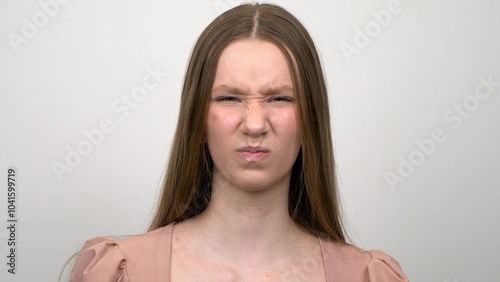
[214,96,294,103]
[268,96,294,102]
[215,96,241,102]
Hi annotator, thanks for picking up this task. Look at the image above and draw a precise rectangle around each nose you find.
[241,104,268,137]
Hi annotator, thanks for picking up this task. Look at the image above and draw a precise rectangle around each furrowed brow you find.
[261,85,294,96]
[212,85,249,95]
[211,84,294,95]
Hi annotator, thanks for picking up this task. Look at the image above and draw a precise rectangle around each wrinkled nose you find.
[241,105,268,137]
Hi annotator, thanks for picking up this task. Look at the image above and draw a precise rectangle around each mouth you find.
[236,146,270,161]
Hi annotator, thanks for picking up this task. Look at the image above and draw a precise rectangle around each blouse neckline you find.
[166,222,329,281]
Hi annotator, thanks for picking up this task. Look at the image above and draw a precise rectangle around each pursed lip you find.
[236,146,270,161]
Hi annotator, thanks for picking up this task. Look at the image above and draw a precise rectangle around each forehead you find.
[212,39,294,92]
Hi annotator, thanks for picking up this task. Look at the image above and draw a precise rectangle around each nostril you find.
[242,112,269,137]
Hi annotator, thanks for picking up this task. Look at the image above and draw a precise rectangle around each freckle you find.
[176,237,179,240]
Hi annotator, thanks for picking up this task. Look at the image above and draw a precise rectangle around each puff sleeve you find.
[366,250,409,282]
[69,237,128,282]
[320,237,409,282]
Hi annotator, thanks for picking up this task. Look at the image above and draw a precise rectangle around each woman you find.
[70,3,409,281]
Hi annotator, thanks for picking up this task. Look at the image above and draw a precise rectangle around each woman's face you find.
[206,39,301,192]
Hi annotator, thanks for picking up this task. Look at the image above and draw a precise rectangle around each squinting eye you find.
[268,96,294,102]
[215,96,241,102]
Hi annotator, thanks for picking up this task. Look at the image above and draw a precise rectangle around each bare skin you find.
[170,39,326,281]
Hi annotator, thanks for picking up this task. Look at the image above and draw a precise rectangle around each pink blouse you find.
[69,224,409,281]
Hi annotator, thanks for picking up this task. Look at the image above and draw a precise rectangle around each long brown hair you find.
[149,3,346,243]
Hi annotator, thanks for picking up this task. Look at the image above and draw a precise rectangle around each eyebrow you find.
[212,84,294,95]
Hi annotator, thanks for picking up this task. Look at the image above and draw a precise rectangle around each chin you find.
[231,174,289,193]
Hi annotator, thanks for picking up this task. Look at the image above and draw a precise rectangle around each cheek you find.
[206,107,240,137]
[271,109,299,137]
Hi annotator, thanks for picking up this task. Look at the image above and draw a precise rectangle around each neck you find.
[188,171,302,267]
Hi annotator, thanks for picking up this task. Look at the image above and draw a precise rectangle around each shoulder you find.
[319,237,409,282]
[69,224,174,282]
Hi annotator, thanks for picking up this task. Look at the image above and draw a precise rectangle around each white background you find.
[1,0,499,281]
